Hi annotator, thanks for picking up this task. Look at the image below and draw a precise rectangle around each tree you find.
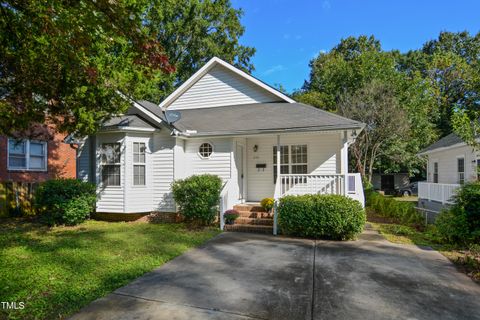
[400,31,480,140]
[144,0,255,101]
[338,81,409,182]
[300,35,437,176]
[0,0,174,138]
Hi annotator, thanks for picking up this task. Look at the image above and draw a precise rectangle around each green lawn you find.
[0,219,220,320]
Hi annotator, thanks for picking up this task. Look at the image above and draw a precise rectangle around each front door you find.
[237,144,244,200]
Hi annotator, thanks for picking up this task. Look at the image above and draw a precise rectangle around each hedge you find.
[35,179,96,226]
[366,192,423,225]
[436,182,480,244]
[278,194,365,240]
[171,174,223,225]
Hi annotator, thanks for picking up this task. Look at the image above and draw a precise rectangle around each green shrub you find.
[35,179,96,226]
[367,192,423,225]
[436,182,480,244]
[278,194,365,240]
[260,197,274,212]
[171,174,222,225]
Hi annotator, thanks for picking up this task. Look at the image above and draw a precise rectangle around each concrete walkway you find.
[71,228,480,320]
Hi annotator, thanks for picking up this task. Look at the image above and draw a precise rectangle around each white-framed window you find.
[100,143,121,186]
[433,162,438,183]
[273,144,308,182]
[457,157,465,184]
[133,142,146,186]
[199,142,213,158]
[8,139,47,171]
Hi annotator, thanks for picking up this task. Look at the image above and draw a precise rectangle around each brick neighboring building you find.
[0,132,77,183]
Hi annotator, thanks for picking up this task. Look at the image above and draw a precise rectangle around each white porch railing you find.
[219,179,236,230]
[279,174,345,196]
[418,182,460,204]
[272,173,365,235]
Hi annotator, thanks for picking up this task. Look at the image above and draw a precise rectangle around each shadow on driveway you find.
[70,230,480,320]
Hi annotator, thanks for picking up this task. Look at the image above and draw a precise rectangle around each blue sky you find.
[231,0,480,93]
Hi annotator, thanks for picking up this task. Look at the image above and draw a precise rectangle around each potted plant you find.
[224,209,240,225]
[260,197,274,213]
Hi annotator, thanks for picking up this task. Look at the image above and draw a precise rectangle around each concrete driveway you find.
[71,227,480,320]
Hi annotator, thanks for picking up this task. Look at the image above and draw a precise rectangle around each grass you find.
[0,219,220,320]
[369,220,480,284]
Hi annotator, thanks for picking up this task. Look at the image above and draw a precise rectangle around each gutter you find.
[175,123,365,138]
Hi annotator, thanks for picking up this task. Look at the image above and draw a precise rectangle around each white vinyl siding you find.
[169,65,281,110]
[246,132,342,201]
[77,138,91,182]
[152,132,175,212]
[184,138,232,179]
[427,145,476,184]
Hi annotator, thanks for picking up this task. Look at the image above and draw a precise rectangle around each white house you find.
[418,133,479,212]
[76,57,365,232]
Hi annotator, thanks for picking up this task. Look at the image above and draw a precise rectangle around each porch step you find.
[237,210,273,218]
[235,217,273,226]
[233,204,264,212]
[227,203,274,234]
[224,224,273,234]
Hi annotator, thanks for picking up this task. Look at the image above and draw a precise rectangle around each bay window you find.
[100,143,121,186]
[133,142,146,186]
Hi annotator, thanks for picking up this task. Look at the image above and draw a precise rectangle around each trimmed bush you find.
[278,194,365,240]
[260,197,274,212]
[35,179,96,226]
[436,182,480,244]
[367,192,423,225]
[171,174,222,225]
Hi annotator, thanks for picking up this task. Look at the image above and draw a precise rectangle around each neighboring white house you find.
[417,133,479,212]
[76,57,365,227]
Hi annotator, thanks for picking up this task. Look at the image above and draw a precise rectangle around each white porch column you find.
[276,135,281,183]
[341,130,349,195]
[274,134,281,236]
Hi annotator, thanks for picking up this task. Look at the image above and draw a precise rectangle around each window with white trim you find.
[273,145,308,182]
[457,157,465,184]
[199,142,213,158]
[8,139,47,171]
[100,143,121,186]
[133,142,146,186]
[433,162,438,183]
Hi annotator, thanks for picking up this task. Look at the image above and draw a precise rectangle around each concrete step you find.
[235,217,273,226]
[237,210,273,218]
[224,224,273,234]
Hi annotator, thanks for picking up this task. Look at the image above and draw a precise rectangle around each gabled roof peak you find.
[159,57,295,109]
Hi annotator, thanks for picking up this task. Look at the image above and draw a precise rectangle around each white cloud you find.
[283,33,291,40]
[263,65,286,76]
[295,35,302,40]
[322,0,331,9]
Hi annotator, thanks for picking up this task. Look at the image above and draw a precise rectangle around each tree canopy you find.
[296,31,480,178]
[0,0,254,137]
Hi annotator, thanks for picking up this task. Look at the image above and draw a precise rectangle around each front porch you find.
[218,131,365,234]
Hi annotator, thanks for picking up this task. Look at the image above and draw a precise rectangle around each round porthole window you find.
[199,142,213,158]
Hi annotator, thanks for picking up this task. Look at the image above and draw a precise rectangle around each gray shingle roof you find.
[419,133,465,154]
[136,101,364,136]
[102,114,158,130]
